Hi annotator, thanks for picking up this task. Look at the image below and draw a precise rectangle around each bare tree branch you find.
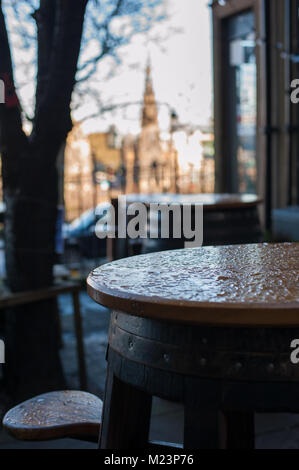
[0,0,32,126]
[0,0,29,193]
[5,0,167,125]
[34,0,57,119]
[76,0,165,82]
[32,0,89,145]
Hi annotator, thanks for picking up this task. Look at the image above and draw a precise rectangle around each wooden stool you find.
[3,391,102,442]
[87,243,299,449]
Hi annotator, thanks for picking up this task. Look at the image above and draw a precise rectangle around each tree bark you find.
[3,141,65,401]
[0,0,88,401]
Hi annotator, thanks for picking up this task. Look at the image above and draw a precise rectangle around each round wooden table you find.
[124,192,261,208]
[110,193,263,260]
[88,243,299,449]
[124,192,261,207]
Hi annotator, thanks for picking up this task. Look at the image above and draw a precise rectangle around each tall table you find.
[88,243,299,449]
[109,193,263,260]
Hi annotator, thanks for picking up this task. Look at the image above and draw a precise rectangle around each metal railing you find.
[64,159,215,222]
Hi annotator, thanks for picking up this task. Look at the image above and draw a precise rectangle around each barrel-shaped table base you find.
[100,312,299,449]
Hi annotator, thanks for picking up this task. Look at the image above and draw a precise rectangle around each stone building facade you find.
[122,63,169,193]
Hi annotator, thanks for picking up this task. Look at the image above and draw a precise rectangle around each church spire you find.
[141,60,159,128]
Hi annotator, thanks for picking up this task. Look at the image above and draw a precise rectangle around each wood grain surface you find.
[88,244,299,326]
[3,391,102,441]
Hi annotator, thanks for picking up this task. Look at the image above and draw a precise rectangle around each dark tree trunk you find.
[2,139,65,401]
[0,0,88,401]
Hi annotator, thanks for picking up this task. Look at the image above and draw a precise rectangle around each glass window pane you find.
[227,11,257,194]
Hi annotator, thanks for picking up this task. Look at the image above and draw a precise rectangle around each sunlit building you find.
[64,124,95,221]
[122,63,215,194]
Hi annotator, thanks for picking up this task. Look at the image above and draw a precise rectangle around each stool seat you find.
[3,391,102,442]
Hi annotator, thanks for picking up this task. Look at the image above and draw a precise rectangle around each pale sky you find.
[9,0,213,136]
[79,0,213,135]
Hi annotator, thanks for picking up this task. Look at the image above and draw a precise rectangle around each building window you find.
[225,10,257,194]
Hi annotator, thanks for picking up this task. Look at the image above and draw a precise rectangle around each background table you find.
[109,193,263,260]
[88,243,299,449]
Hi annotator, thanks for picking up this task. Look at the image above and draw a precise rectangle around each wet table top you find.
[87,243,299,326]
[120,193,263,210]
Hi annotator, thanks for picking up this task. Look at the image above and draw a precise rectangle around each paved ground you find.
[1,291,299,449]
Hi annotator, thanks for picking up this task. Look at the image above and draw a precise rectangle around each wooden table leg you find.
[184,405,220,449]
[220,411,255,449]
[184,380,221,449]
[72,291,87,391]
[184,383,255,450]
[99,363,152,449]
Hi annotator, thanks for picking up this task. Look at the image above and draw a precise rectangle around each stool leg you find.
[100,364,152,449]
[72,291,87,390]
[220,411,255,449]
